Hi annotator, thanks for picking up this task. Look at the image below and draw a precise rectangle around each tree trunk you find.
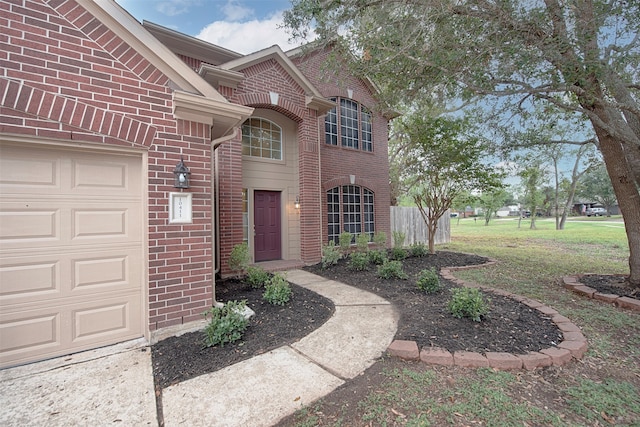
[592,120,640,287]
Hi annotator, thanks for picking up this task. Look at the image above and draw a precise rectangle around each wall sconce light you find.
[294,195,300,209]
[173,156,191,189]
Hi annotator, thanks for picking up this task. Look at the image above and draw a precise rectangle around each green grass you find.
[287,216,640,427]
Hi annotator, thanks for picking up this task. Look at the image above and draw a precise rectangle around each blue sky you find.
[116,0,306,54]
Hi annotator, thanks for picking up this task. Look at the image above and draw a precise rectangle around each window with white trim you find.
[327,185,375,244]
[324,97,373,152]
[242,118,282,160]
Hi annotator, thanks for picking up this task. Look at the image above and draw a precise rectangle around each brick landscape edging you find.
[387,259,588,370]
[562,275,640,312]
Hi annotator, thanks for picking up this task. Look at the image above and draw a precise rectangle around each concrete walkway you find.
[0,270,398,427]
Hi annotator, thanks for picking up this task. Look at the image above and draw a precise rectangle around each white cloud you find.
[221,0,254,21]
[196,12,309,54]
[155,0,199,17]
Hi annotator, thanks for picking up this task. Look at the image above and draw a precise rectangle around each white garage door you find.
[0,143,144,368]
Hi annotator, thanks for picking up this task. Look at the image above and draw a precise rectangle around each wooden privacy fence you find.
[390,207,451,247]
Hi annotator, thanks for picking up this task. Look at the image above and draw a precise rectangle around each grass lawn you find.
[284,216,640,427]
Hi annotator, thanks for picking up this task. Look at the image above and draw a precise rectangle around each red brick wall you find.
[292,47,392,245]
[1,0,215,331]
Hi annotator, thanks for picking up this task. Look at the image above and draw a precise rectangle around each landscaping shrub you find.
[368,248,388,265]
[349,252,370,271]
[263,273,292,305]
[356,232,370,252]
[410,242,429,257]
[322,241,341,268]
[246,266,270,289]
[228,243,250,274]
[390,246,407,260]
[448,288,489,322]
[339,231,353,253]
[377,260,408,280]
[373,231,387,247]
[202,300,249,348]
[416,268,441,293]
[392,230,406,248]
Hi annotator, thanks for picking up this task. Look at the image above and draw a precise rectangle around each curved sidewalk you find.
[161,269,398,427]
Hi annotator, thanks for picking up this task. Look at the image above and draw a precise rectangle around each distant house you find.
[0,0,393,368]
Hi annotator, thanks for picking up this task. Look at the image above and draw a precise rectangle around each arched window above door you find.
[241,117,282,160]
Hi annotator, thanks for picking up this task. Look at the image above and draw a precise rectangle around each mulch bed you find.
[578,274,639,299]
[304,251,563,354]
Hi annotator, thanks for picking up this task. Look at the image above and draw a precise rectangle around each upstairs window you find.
[324,97,373,152]
[242,118,282,160]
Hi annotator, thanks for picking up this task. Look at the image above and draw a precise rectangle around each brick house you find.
[0,0,391,368]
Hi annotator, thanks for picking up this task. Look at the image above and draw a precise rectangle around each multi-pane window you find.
[242,118,282,160]
[327,185,375,244]
[324,97,373,152]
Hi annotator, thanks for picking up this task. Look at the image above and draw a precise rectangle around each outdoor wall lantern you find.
[173,156,191,189]
[294,195,300,210]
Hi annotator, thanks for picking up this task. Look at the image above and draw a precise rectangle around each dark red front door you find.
[254,191,281,262]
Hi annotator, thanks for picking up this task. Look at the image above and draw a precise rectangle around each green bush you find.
[377,260,408,280]
[368,249,388,265]
[373,231,387,247]
[349,252,370,271]
[448,288,489,322]
[392,230,406,248]
[228,243,250,274]
[246,266,270,289]
[416,268,441,293]
[390,246,407,261]
[356,232,370,252]
[263,273,292,305]
[410,242,429,257]
[202,300,249,348]
[322,241,341,268]
[339,231,353,253]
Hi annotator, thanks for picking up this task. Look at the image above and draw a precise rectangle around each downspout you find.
[211,127,239,306]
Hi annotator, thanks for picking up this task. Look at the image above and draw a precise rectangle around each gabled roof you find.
[78,0,252,138]
[218,45,335,113]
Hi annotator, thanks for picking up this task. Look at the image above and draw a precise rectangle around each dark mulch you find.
[304,251,563,354]
[579,274,639,299]
[151,280,334,390]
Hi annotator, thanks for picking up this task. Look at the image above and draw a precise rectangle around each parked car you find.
[586,207,606,217]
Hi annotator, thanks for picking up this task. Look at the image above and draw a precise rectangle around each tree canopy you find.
[395,113,504,252]
[285,0,640,286]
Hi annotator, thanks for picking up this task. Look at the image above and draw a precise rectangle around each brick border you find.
[562,275,640,312]
[387,258,588,370]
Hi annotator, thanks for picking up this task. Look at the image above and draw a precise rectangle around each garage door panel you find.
[0,209,58,241]
[0,313,59,355]
[69,153,141,196]
[0,202,141,250]
[0,261,59,298]
[0,146,59,189]
[73,208,127,239]
[0,143,144,368]
[1,248,141,305]
[0,294,141,367]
